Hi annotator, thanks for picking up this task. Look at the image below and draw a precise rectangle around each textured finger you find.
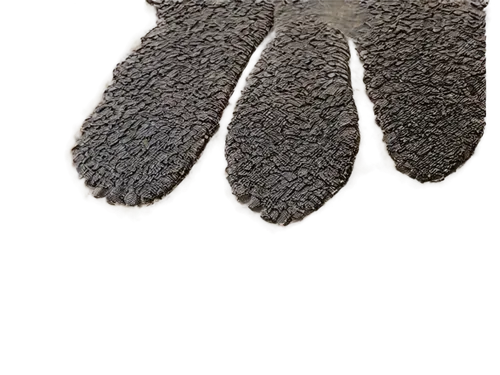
[226,1,360,226]
[353,0,487,182]
[73,0,274,206]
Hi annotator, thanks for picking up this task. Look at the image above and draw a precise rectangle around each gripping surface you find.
[73,0,487,216]
[226,4,359,226]
[73,1,274,206]
[355,0,487,182]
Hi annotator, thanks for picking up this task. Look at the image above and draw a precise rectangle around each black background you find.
[61,0,497,241]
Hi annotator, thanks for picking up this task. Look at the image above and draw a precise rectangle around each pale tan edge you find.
[64,2,220,221]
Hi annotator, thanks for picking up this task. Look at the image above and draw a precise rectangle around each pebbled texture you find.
[226,1,360,226]
[73,0,274,206]
[354,0,487,182]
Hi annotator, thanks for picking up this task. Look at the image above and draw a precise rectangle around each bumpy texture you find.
[73,0,274,205]
[354,0,487,182]
[226,1,360,226]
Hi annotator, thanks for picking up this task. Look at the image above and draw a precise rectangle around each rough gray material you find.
[354,0,487,182]
[73,0,274,205]
[226,1,360,226]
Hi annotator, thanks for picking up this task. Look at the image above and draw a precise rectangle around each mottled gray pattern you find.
[226,2,359,225]
[73,0,489,224]
[73,0,274,205]
[354,0,487,182]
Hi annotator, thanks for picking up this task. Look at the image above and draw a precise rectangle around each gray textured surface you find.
[354,0,487,182]
[226,2,359,225]
[73,0,489,223]
[73,0,274,205]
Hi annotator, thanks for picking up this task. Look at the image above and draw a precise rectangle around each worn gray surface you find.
[354,0,487,182]
[73,0,274,205]
[73,0,489,223]
[226,2,360,225]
